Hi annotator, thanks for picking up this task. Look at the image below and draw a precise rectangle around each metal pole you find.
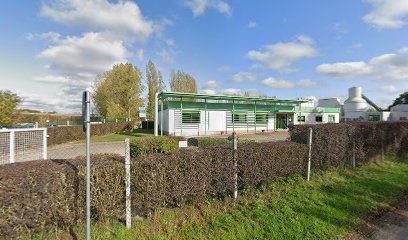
[205,99,207,136]
[42,129,47,159]
[307,128,313,181]
[254,101,257,134]
[232,101,235,133]
[9,130,15,164]
[233,132,238,199]
[125,139,131,229]
[180,98,183,136]
[85,91,91,240]
[154,92,159,136]
[352,140,356,169]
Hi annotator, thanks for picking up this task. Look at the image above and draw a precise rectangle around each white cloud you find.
[203,80,221,89]
[247,35,318,72]
[217,65,232,72]
[40,0,156,42]
[135,49,144,62]
[37,32,127,76]
[363,0,408,29]
[165,38,175,47]
[156,48,179,64]
[222,88,242,95]
[201,89,217,95]
[184,0,232,16]
[316,48,408,81]
[376,85,401,94]
[261,77,319,89]
[230,71,256,83]
[246,21,257,28]
[26,32,61,42]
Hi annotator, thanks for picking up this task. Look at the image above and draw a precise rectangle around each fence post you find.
[381,136,385,161]
[307,128,312,181]
[233,132,238,200]
[352,140,356,169]
[125,138,131,229]
[42,129,47,160]
[9,131,15,164]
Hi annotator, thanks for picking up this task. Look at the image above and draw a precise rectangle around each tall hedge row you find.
[0,154,125,237]
[131,142,308,211]
[289,121,408,169]
[47,122,133,145]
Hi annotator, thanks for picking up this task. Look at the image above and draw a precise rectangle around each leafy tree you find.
[93,63,144,120]
[388,91,408,110]
[170,70,197,93]
[146,60,166,119]
[0,90,21,125]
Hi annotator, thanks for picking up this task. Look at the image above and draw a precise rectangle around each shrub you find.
[0,154,124,237]
[141,121,154,129]
[289,121,408,169]
[47,122,133,145]
[129,136,182,157]
[131,142,308,210]
[187,137,255,148]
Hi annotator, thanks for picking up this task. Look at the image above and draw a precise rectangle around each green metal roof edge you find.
[158,91,309,104]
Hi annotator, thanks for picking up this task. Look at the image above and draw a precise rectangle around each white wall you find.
[294,112,340,124]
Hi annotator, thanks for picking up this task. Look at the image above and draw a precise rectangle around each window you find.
[368,115,380,121]
[256,113,268,124]
[400,117,407,121]
[182,111,200,124]
[233,112,247,123]
[315,116,323,122]
[298,115,305,122]
[328,115,335,123]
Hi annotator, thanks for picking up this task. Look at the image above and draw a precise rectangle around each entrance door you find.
[276,113,294,129]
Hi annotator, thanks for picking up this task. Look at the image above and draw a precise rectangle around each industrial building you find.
[318,87,408,122]
[154,92,340,136]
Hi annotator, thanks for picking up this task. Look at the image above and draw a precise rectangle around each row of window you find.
[181,111,269,124]
[182,111,336,124]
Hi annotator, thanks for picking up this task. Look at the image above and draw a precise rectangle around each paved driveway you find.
[48,141,125,159]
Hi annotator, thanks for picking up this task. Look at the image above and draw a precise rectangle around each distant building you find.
[317,86,408,122]
[154,92,341,136]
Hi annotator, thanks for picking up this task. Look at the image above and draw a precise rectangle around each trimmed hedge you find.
[289,121,408,169]
[129,136,184,157]
[0,154,125,237]
[132,142,308,210]
[47,122,133,145]
[187,137,255,148]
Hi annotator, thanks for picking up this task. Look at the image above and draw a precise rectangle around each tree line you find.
[93,61,198,121]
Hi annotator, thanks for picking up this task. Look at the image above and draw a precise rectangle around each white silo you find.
[343,87,368,120]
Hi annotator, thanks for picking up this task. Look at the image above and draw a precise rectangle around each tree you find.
[146,60,167,119]
[93,63,144,120]
[0,90,21,125]
[388,91,408,110]
[170,70,197,93]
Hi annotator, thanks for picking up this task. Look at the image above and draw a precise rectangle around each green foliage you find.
[146,60,166,120]
[388,91,408,110]
[93,63,144,119]
[187,137,255,148]
[129,136,180,157]
[0,90,21,125]
[170,70,197,93]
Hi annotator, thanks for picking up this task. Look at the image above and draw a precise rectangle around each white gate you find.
[0,128,47,165]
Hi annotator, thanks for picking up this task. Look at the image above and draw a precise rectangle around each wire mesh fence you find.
[0,128,47,165]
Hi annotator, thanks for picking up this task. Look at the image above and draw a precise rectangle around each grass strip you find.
[32,156,408,240]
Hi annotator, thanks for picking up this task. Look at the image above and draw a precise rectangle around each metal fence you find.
[0,128,47,165]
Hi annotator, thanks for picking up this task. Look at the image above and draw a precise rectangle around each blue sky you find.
[1,0,408,113]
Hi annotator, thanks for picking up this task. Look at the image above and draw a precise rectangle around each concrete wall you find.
[294,112,340,125]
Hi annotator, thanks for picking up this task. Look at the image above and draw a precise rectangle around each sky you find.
[1,0,408,113]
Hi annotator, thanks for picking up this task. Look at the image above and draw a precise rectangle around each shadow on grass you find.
[120,128,154,137]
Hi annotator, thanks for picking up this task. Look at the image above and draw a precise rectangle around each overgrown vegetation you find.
[33,156,408,240]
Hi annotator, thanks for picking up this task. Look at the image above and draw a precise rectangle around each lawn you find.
[76,128,154,143]
[33,155,408,240]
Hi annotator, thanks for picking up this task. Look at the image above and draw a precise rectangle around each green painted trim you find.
[158,91,308,104]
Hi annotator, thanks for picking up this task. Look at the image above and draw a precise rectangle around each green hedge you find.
[187,137,255,148]
[47,122,133,145]
[289,121,408,169]
[129,136,183,157]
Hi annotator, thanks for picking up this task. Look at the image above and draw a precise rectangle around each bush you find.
[0,154,124,237]
[187,137,255,148]
[47,122,133,145]
[289,121,408,169]
[129,136,184,157]
[141,121,154,129]
[132,142,308,210]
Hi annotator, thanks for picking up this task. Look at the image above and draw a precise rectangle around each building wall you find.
[294,112,340,125]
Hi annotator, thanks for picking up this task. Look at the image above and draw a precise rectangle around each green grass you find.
[76,129,154,143]
[33,156,408,240]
